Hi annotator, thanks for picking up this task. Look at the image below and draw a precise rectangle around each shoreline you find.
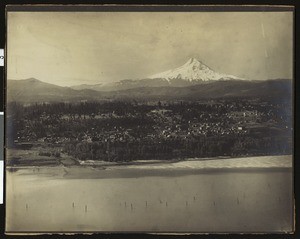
[6,150,292,168]
[6,164,293,180]
[6,155,293,179]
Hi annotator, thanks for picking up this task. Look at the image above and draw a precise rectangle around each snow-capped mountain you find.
[70,58,244,92]
[148,58,242,82]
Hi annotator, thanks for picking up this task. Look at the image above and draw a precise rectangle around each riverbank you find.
[6,147,292,169]
[6,155,292,179]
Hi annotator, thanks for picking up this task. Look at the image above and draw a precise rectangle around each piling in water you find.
[131,203,133,210]
[72,202,75,208]
[85,205,87,212]
[186,201,188,207]
[26,204,28,210]
[166,202,168,207]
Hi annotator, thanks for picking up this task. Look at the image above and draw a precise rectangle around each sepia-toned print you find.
[6,6,293,233]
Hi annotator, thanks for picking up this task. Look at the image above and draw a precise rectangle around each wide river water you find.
[6,156,293,233]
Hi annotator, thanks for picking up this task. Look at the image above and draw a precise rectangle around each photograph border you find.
[1,2,299,239]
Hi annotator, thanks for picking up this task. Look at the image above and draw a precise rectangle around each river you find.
[6,155,293,233]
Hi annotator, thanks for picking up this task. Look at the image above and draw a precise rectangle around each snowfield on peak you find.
[148,58,242,82]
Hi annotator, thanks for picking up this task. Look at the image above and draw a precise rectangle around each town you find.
[7,97,292,163]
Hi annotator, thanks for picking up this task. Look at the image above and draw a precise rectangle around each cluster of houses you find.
[13,100,288,146]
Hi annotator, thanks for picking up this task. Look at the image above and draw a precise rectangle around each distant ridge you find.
[7,78,291,103]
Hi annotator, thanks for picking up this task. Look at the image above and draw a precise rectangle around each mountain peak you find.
[149,58,241,82]
[183,57,212,71]
[24,78,42,83]
[186,57,201,64]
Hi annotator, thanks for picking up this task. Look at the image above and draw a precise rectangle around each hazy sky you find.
[7,11,293,86]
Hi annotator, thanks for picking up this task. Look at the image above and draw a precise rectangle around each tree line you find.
[63,135,292,162]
